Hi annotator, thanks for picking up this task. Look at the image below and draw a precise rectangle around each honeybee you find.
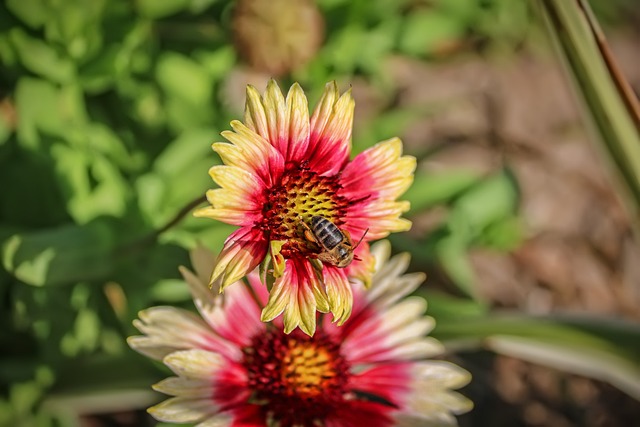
[301,216,368,268]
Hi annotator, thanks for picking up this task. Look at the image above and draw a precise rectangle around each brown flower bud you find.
[232,0,324,76]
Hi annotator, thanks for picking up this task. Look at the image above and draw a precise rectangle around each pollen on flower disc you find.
[260,164,349,258]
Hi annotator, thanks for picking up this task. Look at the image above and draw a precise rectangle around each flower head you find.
[195,80,415,335]
[128,242,472,427]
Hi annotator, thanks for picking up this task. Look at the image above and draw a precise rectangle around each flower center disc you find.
[243,330,350,425]
[260,164,348,257]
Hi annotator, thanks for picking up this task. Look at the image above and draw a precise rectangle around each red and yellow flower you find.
[128,242,472,427]
[195,80,415,335]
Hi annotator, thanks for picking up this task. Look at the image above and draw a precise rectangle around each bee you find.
[301,216,368,268]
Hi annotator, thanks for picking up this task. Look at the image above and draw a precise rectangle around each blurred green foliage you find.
[1,0,639,425]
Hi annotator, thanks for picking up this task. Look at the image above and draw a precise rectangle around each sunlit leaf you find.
[156,52,212,106]
[399,10,465,57]
[405,169,479,213]
[9,29,75,83]
[434,310,640,401]
[447,169,519,237]
[2,221,116,287]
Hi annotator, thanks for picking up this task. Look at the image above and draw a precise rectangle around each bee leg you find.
[300,221,318,244]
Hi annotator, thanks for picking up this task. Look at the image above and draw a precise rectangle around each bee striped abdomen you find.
[311,216,343,249]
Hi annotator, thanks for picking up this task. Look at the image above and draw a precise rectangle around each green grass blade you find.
[536,0,640,222]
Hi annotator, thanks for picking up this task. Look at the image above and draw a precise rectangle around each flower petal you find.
[196,416,233,427]
[343,297,443,363]
[285,83,311,163]
[261,258,329,336]
[220,120,284,186]
[194,165,265,226]
[340,137,415,238]
[153,377,214,398]
[209,227,267,293]
[262,79,289,155]
[346,200,412,240]
[322,266,353,325]
[148,397,220,424]
[128,307,239,361]
[203,272,268,348]
[163,349,225,379]
[307,82,354,175]
[340,137,415,201]
[243,84,270,141]
[395,362,473,426]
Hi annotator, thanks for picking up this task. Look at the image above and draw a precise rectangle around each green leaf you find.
[434,312,640,400]
[536,0,640,229]
[435,234,476,298]
[150,279,191,302]
[447,169,519,238]
[398,10,465,57]
[6,0,49,29]
[10,29,75,83]
[14,78,61,148]
[195,46,236,80]
[405,169,479,213]
[135,0,190,19]
[156,52,212,106]
[51,144,130,223]
[2,221,116,287]
[419,289,488,318]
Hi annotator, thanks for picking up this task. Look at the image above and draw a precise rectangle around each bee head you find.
[336,246,354,268]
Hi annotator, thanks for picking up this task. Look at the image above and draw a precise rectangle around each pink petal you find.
[340,137,415,201]
[202,275,267,349]
[209,227,267,292]
[325,400,395,427]
[306,82,354,175]
[345,201,412,240]
[348,362,413,405]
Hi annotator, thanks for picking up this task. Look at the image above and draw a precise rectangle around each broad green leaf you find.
[10,29,75,83]
[434,234,476,298]
[156,52,212,106]
[2,221,115,287]
[434,312,640,400]
[15,78,61,148]
[195,46,236,80]
[398,10,465,57]
[447,169,519,238]
[405,169,479,213]
[74,309,100,352]
[325,26,365,74]
[154,128,217,177]
[150,279,191,302]
[476,214,523,251]
[51,144,130,223]
[6,0,49,29]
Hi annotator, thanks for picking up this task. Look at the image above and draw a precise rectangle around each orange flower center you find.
[281,339,337,397]
[260,164,348,258]
[243,329,350,425]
